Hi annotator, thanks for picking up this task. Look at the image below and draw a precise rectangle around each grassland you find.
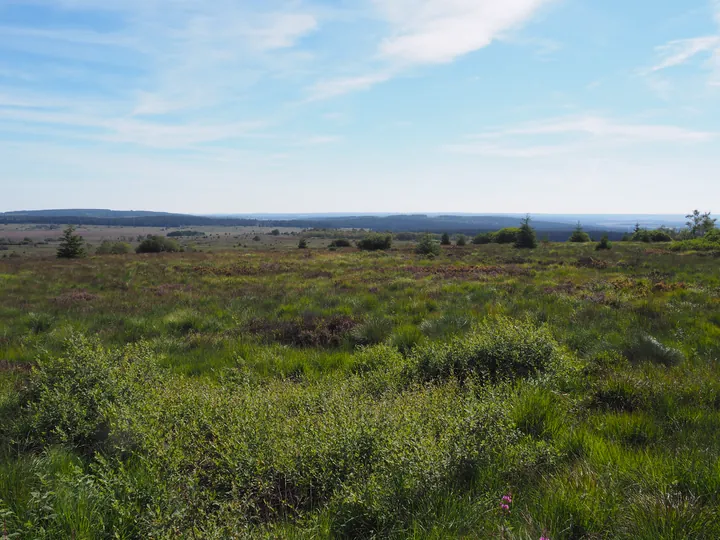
[1,237,719,538]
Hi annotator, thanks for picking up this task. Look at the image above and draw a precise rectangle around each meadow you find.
[1,236,720,538]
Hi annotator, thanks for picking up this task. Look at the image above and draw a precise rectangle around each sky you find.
[1,0,719,214]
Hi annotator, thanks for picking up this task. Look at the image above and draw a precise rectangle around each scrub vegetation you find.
[1,226,719,538]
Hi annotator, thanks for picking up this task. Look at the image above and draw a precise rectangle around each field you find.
[1,237,720,538]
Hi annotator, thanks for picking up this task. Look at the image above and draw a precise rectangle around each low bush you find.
[329,238,352,248]
[415,233,441,256]
[494,228,520,244]
[27,335,160,451]
[409,317,563,383]
[472,233,492,245]
[136,236,180,254]
[357,234,392,251]
[167,230,205,238]
[96,241,132,255]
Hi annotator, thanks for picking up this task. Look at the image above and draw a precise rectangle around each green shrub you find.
[596,234,612,250]
[494,228,520,244]
[329,238,352,248]
[97,241,132,255]
[456,234,467,246]
[167,230,205,237]
[415,233,441,256]
[472,233,492,245]
[27,335,159,450]
[409,317,563,383]
[136,236,180,254]
[298,238,308,249]
[649,230,673,242]
[357,234,392,251]
[440,233,451,246]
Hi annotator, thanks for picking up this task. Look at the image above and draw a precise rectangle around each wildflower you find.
[502,495,512,504]
[500,503,510,512]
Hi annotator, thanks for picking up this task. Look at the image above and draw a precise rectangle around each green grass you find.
[1,241,720,538]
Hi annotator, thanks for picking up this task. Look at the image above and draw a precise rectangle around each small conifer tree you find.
[56,225,86,259]
[298,238,308,249]
[456,234,467,246]
[440,232,451,246]
[596,234,612,251]
[515,215,538,249]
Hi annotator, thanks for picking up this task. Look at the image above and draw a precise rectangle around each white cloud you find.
[306,0,554,100]
[445,115,716,157]
[650,37,720,72]
[308,73,392,100]
[647,1,720,85]
[373,0,554,65]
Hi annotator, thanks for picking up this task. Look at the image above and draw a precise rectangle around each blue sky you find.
[1,0,719,214]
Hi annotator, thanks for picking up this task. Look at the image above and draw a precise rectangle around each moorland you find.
[1,225,720,539]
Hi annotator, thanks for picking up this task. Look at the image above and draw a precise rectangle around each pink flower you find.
[502,495,512,504]
[501,504,510,512]
[540,537,550,540]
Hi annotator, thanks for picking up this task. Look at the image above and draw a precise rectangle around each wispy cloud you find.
[0,0,324,150]
[647,1,720,85]
[374,0,555,65]
[444,115,716,157]
[308,0,555,99]
[308,73,392,100]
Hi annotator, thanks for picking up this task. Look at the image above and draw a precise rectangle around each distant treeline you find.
[0,212,626,240]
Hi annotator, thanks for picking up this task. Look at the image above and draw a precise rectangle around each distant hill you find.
[3,209,180,219]
[2,209,673,241]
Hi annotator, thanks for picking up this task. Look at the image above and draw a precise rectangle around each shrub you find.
[329,238,352,248]
[56,225,86,259]
[649,230,673,242]
[440,233,451,246]
[670,229,720,251]
[409,317,562,383]
[97,241,132,255]
[357,234,392,251]
[167,230,205,237]
[27,335,159,450]
[136,236,180,254]
[271,229,280,236]
[253,236,261,242]
[415,233,441,256]
[596,234,612,251]
[569,223,591,243]
[298,238,308,249]
[494,228,520,244]
[515,217,538,249]
[472,233,492,245]
[456,234,467,246]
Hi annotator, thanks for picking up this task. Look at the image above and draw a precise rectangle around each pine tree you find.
[440,232,451,245]
[456,234,467,246]
[515,215,538,249]
[56,225,86,259]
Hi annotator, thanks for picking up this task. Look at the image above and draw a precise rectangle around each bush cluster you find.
[136,236,180,253]
[357,233,392,251]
